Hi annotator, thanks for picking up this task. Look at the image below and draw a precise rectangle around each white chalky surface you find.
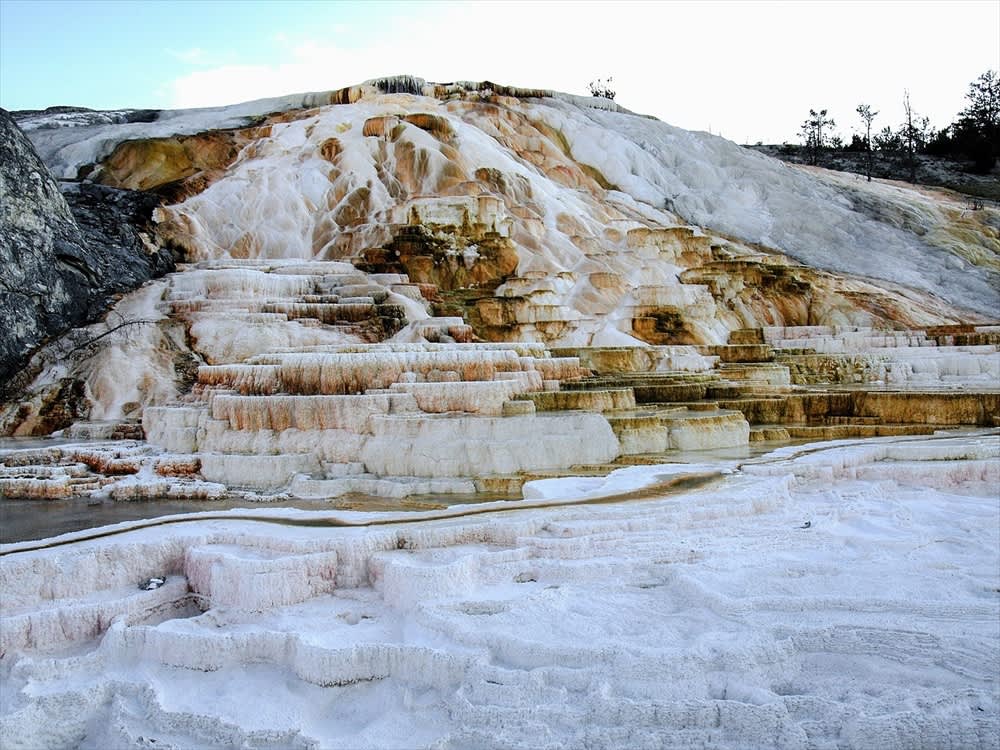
[2,432,997,749]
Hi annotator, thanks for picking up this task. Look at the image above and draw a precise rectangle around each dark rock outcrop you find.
[11,105,160,126]
[0,108,173,389]
[61,181,173,281]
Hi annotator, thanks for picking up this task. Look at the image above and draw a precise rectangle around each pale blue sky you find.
[1,0,997,143]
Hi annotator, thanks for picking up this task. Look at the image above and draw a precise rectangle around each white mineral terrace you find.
[140,330,631,494]
[2,252,774,500]
[1,431,997,749]
[5,316,1000,502]
[763,325,1000,386]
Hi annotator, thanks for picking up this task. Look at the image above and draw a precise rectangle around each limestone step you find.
[728,328,765,345]
[550,346,718,375]
[526,389,636,413]
[656,408,750,451]
[502,400,536,416]
[632,382,709,403]
[320,462,366,477]
[605,412,671,455]
[520,464,625,483]
[717,363,791,385]
[0,478,77,498]
[775,347,819,356]
[62,420,145,441]
[200,453,321,492]
[749,427,791,442]
[564,373,720,403]
[564,377,718,392]
[707,384,792,398]
[626,403,701,415]
[783,424,937,440]
[711,344,775,363]
[786,390,1000,427]
[824,415,882,425]
[473,476,526,495]
[775,353,893,385]
[715,397,790,425]
[930,332,1000,346]
[605,413,670,429]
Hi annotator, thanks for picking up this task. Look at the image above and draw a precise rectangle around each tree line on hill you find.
[792,71,998,184]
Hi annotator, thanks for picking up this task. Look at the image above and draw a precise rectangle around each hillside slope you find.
[15,77,999,330]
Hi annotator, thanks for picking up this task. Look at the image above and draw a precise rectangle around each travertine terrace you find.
[3,77,998,502]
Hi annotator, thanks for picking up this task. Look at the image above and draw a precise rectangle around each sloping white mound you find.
[549,99,1000,315]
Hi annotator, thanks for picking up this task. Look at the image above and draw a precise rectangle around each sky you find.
[1,0,997,144]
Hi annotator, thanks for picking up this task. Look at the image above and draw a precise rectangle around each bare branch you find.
[66,318,157,356]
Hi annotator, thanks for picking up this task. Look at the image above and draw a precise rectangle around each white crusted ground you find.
[2,431,997,749]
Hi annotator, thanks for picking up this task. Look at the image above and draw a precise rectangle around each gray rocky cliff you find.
[0,108,173,389]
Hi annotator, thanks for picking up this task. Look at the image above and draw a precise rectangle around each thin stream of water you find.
[4,431,987,546]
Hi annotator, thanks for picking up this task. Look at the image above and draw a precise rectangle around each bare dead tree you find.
[856,104,878,182]
[900,90,930,183]
[66,315,156,356]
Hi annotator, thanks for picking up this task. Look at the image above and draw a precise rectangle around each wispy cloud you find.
[160,1,1000,142]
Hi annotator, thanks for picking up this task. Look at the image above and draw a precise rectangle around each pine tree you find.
[960,70,999,134]
[954,70,999,172]
[799,109,835,166]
